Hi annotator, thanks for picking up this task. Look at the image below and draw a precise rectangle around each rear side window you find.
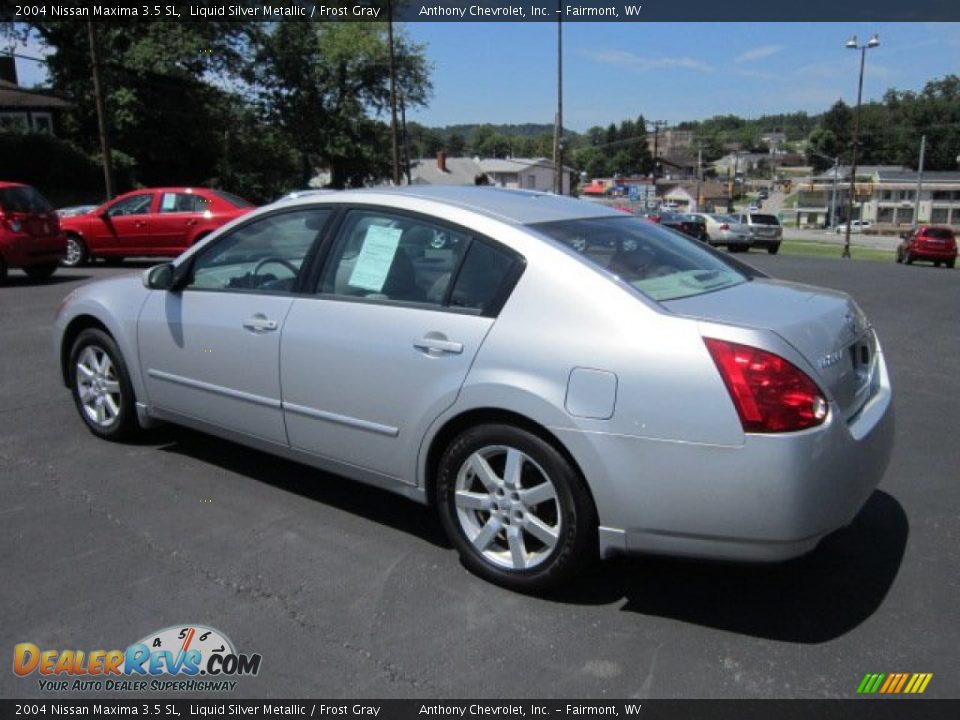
[749,214,780,225]
[160,192,210,213]
[446,240,517,313]
[0,185,53,213]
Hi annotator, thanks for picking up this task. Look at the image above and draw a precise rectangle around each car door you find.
[152,191,211,253]
[92,192,154,253]
[280,208,523,483]
[137,206,333,445]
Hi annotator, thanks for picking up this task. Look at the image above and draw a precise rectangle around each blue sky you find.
[400,22,960,130]
[11,22,960,131]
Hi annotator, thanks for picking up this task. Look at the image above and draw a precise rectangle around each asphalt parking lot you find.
[1,254,957,700]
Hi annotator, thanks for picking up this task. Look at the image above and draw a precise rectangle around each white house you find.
[410,153,573,194]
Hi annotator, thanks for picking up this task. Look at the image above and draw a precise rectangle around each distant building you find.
[795,166,960,230]
[646,129,694,158]
[0,56,70,135]
[409,153,573,194]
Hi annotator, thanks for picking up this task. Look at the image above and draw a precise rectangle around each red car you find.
[0,182,66,283]
[60,187,255,267]
[896,225,957,268]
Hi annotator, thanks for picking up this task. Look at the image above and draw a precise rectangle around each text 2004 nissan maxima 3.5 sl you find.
[54,187,894,591]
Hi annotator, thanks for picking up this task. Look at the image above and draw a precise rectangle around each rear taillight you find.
[719,224,729,231]
[703,338,828,433]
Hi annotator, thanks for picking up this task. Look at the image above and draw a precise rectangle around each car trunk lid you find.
[664,279,878,422]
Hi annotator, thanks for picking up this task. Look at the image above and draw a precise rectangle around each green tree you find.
[249,22,431,187]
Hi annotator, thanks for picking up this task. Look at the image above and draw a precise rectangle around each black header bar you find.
[4,0,960,23]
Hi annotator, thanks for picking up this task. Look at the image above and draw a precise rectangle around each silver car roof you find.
[301,186,623,226]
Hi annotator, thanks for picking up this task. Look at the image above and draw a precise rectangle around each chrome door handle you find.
[413,337,463,355]
[243,315,278,333]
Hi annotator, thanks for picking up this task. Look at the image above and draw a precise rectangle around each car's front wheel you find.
[436,424,597,592]
[767,243,781,255]
[68,328,138,440]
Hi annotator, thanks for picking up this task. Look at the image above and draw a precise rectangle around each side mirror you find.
[143,263,175,291]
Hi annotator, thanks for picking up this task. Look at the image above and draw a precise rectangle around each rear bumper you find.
[911,247,956,261]
[560,352,895,563]
[750,234,782,248]
[1,233,67,267]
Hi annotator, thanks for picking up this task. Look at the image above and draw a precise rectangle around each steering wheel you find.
[252,257,299,278]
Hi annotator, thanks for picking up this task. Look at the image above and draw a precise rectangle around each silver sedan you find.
[54,187,894,591]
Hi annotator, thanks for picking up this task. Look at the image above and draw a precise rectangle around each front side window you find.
[186,208,332,293]
[107,194,153,217]
[532,216,747,302]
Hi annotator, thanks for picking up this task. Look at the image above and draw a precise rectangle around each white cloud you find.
[585,50,714,74]
[735,45,784,63]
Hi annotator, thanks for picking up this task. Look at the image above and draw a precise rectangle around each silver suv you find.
[737,212,783,254]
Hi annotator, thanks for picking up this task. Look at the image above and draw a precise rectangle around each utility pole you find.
[386,1,401,186]
[400,95,412,185]
[87,21,114,199]
[696,143,702,212]
[843,33,879,258]
[650,120,667,179]
[552,9,563,194]
[913,134,926,228]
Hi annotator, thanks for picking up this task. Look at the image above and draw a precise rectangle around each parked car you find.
[0,181,66,283]
[757,189,769,200]
[896,225,957,268]
[54,187,894,592]
[641,211,706,241]
[835,220,873,234]
[737,211,783,254]
[687,213,753,251]
[59,187,255,267]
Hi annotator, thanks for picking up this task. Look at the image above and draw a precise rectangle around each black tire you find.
[895,248,903,263]
[63,234,88,267]
[0,255,7,284]
[767,243,781,255]
[24,263,58,281]
[948,258,956,269]
[68,328,138,441]
[436,423,597,592]
[905,253,914,265]
[934,261,941,268]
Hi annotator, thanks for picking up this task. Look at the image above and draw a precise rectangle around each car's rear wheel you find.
[0,256,7,283]
[68,329,138,441]
[436,424,596,592]
[24,263,58,281]
[63,234,88,267]
[905,252,914,265]
[948,258,956,269]
[895,248,903,263]
[767,243,781,255]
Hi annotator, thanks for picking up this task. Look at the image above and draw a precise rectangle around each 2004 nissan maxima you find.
[54,187,894,591]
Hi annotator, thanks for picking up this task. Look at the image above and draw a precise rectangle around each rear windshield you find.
[531,216,747,302]
[748,214,780,225]
[923,227,955,239]
[0,185,54,214]
[211,190,255,208]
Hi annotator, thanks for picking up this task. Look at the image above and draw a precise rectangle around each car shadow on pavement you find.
[1,274,91,286]
[149,425,452,549]
[553,490,908,643]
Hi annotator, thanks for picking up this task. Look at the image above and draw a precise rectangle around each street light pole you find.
[913,134,926,228]
[843,33,879,258]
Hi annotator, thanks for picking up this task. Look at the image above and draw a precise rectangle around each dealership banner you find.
[4,0,960,23]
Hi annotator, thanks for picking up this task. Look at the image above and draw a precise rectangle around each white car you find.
[687,213,753,251]
[836,220,873,234]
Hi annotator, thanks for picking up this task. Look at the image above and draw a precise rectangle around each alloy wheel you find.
[453,445,562,571]
[75,345,123,428]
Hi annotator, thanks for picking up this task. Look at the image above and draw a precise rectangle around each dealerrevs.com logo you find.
[13,625,261,692]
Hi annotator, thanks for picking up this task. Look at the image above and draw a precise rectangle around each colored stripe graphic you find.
[857,673,932,694]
